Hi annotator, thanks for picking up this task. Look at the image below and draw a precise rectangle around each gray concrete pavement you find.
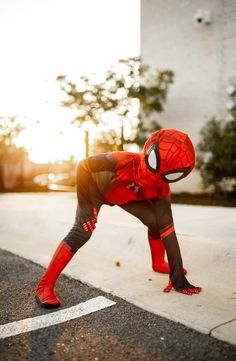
[0,193,236,345]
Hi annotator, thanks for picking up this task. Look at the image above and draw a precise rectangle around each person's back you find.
[79,150,171,205]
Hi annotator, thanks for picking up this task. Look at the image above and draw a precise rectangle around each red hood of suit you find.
[137,129,195,187]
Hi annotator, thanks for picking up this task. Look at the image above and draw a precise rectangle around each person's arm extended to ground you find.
[76,153,116,231]
[154,197,201,295]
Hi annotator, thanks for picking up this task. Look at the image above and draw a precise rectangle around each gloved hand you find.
[163,280,202,295]
[79,205,98,232]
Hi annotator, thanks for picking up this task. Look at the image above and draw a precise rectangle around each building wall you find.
[141,0,236,192]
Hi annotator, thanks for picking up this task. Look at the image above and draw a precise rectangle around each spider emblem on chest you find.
[127,182,141,193]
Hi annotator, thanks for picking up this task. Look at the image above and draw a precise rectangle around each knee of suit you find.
[62,225,92,253]
[142,215,159,239]
[148,227,160,239]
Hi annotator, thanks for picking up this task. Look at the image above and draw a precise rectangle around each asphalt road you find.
[0,249,236,361]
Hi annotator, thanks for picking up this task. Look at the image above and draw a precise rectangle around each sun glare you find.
[0,0,140,163]
[16,119,85,163]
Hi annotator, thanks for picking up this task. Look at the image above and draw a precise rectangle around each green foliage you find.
[93,129,122,153]
[56,57,174,152]
[196,116,236,194]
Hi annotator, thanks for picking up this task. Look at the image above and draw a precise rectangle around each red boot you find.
[35,242,74,308]
[148,234,187,274]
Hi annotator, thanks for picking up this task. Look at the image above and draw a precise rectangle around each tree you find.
[56,57,174,154]
[131,61,174,147]
[196,116,236,195]
[0,116,24,191]
[0,116,23,146]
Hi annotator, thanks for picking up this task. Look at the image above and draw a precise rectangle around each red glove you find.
[163,281,202,295]
[80,206,98,232]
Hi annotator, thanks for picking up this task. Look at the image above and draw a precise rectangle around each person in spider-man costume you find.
[35,128,202,308]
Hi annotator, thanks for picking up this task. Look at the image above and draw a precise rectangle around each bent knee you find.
[144,217,160,239]
[62,225,93,253]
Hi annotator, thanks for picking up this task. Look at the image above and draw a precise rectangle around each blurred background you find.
[0,0,236,205]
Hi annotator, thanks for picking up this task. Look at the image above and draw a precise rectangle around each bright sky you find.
[0,0,140,163]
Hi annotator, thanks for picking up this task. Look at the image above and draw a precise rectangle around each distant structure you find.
[141,0,236,192]
[1,145,45,190]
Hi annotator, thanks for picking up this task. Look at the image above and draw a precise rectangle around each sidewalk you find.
[0,193,235,345]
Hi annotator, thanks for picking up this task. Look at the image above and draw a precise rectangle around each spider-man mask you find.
[137,129,195,187]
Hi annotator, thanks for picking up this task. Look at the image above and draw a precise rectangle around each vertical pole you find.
[85,130,89,157]
[120,120,124,151]
[0,161,4,192]
[19,149,24,188]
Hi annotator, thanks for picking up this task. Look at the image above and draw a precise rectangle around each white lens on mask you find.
[148,149,157,170]
[164,172,184,181]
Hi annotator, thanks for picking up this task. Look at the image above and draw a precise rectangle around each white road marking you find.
[0,296,116,340]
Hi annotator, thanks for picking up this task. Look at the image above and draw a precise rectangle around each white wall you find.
[141,0,236,192]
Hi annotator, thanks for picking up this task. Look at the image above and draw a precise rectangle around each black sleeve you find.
[76,153,116,205]
[153,197,192,290]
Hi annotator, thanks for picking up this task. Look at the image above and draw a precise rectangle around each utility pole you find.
[85,130,89,157]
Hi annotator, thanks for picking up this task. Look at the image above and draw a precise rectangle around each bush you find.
[196,117,236,195]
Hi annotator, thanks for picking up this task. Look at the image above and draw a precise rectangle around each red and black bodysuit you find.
[35,129,202,309]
